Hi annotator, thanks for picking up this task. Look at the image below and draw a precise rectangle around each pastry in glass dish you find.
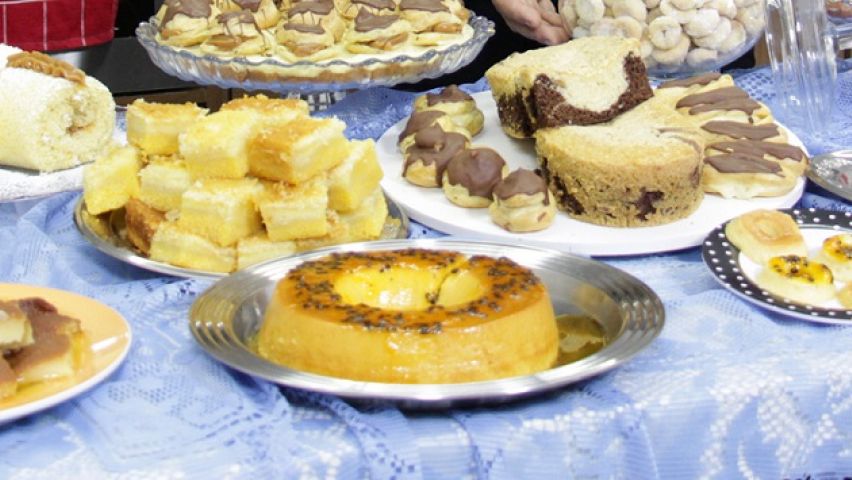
[400,0,467,45]
[157,0,221,47]
[343,9,412,53]
[285,0,347,41]
[276,18,339,60]
[202,11,273,56]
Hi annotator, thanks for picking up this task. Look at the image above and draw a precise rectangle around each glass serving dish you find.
[135,15,494,93]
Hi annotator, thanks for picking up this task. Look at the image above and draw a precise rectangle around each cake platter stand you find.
[136,15,495,110]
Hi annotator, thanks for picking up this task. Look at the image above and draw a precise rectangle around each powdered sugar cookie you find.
[671,0,701,9]
[645,0,661,7]
[649,15,683,48]
[685,8,720,36]
[719,19,746,53]
[706,0,737,18]
[736,2,764,35]
[693,16,731,48]
[576,0,606,24]
[651,32,690,64]
[660,0,697,23]
[612,0,648,21]
[686,46,718,66]
[615,15,644,37]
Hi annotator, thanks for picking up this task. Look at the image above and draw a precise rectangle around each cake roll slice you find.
[0,300,33,350]
[0,51,115,172]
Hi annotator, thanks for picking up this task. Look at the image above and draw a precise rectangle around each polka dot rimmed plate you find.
[702,208,852,325]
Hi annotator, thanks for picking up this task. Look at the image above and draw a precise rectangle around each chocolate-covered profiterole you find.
[162,0,212,24]
[493,168,549,204]
[353,0,396,10]
[443,148,506,206]
[426,84,473,106]
[354,9,399,31]
[658,72,722,89]
[403,125,468,186]
[489,169,556,233]
[288,0,335,17]
[284,22,326,34]
[400,0,449,13]
[235,0,262,11]
[398,110,445,143]
[702,121,780,141]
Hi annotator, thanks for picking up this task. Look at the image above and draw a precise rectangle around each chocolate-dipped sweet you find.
[354,9,400,31]
[701,121,781,141]
[442,147,507,208]
[402,125,468,187]
[705,153,784,175]
[400,0,449,13]
[162,0,213,25]
[708,140,806,163]
[658,72,722,89]
[158,0,217,46]
[412,85,484,136]
[398,110,445,143]
[489,169,556,233]
[676,87,761,116]
[426,84,472,106]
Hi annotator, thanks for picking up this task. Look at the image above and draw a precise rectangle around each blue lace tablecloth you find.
[1,64,852,479]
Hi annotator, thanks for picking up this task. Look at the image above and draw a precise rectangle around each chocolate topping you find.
[426,85,473,106]
[284,21,326,34]
[706,153,783,175]
[398,110,445,142]
[400,0,449,12]
[162,0,212,24]
[218,10,256,25]
[445,148,506,198]
[403,126,467,184]
[354,9,399,31]
[709,140,806,162]
[658,72,722,89]
[494,169,549,203]
[288,0,335,16]
[17,297,58,317]
[702,121,780,141]
[688,98,761,116]
[676,87,760,116]
[354,0,396,9]
[234,0,263,11]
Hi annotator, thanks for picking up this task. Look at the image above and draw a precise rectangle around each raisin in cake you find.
[485,37,652,138]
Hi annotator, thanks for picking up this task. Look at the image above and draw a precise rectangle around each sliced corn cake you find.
[178,178,263,247]
[137,156,192,212]
[83,146,141,215]
[220,94,309,122]
[149,221,237,272]
[327,139,383,212]
[338,187,388,242]
[258,177,329,241]
[179,109,260,179]
[126,99,208,155]
[248,116,347,183]
[237,233,298,270]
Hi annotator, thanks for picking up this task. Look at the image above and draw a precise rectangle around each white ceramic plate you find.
[377,91,806,256]
[702,208,852,325]
[0,284,132,423]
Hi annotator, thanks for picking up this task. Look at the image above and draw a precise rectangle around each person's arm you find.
[491,0,569,45]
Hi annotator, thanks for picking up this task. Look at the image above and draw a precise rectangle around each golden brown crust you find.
[6,51,85,85]
[125,198,167,255]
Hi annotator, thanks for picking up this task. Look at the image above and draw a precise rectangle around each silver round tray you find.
[807,150,852,202]
[73,193,409,279]
[136,14,494,93]
[189,239,665,408]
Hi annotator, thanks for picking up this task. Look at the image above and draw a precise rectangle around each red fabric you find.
[0,0,118,51]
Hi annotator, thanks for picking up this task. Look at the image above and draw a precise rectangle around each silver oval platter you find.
[73,193,409,279]
[189,239,665,408]
[702,208,852,325]
[807,150,852,202]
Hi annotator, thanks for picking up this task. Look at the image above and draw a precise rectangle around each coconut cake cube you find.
[149,221,236,273]
[237,232,298,270]
[83,145,141,215]
[178,178,263,247]
[137,156,192,212]
[126,100,208,155]
[339,187,388,242]
[220,94,309,122]
[294,210,350,252]
[258,177,329,241]
[179,109,260,179]
[327,139,384,212]
[248,116,347,183]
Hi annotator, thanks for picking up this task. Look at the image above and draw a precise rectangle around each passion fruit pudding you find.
[255,249,558,383]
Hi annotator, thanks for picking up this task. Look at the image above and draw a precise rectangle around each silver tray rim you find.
[189,238,666,407]
[806,149,852,203]
[73,192,410,280]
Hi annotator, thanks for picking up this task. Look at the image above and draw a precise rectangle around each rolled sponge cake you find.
[0,49,115,172]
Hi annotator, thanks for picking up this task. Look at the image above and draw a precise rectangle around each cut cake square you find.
[83,146,141,215]
[338,187,388,241]
[0,300,33,350]
[237,233,298,270]
[327,139,383,212]
[149,221,237,272]
[485,37,652,138]
[258,177,329,241]
[179,109,260,179]
[124,197,166,255]
[137,156,193,212]
[178,178,263,247]
[248,116,347,183]
[6,311,81,386]
[126,99,208,155]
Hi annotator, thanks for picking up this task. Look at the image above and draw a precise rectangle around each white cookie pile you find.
[559,0,765,71]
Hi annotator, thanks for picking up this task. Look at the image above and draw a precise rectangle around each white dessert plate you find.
[702,208,852,325]
[189,239,664,408]
[377,91,807,257]
[0,283,132,423]
[73,192,410,280]
[0,107,126,203]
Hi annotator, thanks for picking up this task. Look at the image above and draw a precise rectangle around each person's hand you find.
[491,0,570,45]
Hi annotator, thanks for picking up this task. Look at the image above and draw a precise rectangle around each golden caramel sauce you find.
[0,333,93,409]
[555,314,607,365]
